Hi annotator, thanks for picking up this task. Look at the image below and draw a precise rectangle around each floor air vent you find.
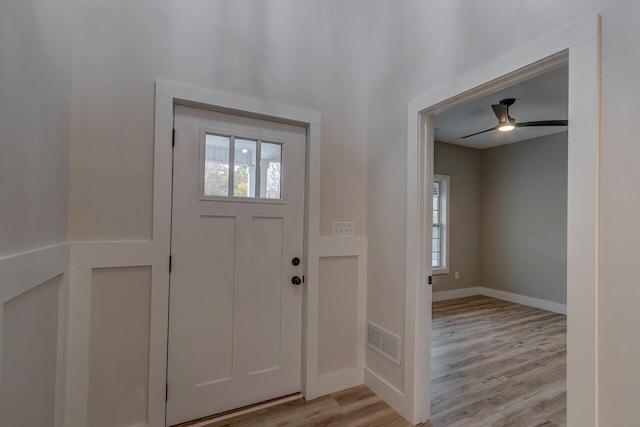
[366,321,401,365]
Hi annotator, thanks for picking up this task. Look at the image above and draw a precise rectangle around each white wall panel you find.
[315,237,367,396]
[318,256,358,376]
[1,276,61,427]
[87,267,151,427]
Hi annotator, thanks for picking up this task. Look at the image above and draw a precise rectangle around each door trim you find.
[154,81,323,422]
[404,14,600,425]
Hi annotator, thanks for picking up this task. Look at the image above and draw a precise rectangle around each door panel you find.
[167,105,305,426]
[195,215,235,386]
[245,217,283,374]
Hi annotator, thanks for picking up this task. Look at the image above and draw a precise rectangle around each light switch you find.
[332,222,355,238]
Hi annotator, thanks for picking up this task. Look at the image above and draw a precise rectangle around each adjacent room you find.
[429,66,568,425]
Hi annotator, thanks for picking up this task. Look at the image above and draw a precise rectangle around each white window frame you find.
[432,174,449,275]
[199,129,285,202]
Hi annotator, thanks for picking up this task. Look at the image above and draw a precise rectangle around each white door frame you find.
[153,81,322,423]
[405,15,600,426]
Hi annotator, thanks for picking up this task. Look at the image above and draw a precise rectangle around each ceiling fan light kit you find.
[498,119,515,132]
[459,97,568,139]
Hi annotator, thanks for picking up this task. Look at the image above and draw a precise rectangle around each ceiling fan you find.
[459,98,568,139]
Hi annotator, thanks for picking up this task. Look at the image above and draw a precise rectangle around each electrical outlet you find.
[455,272,460,279]
[332,222,355,238]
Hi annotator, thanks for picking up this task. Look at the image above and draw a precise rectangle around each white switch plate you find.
[455,272,460,279]
[332,222,355,238]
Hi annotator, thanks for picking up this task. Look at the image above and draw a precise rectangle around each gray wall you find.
[433,141,482,293]
[481,132,568,304]
[432,134,567,305]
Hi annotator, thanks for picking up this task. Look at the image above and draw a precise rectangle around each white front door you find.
[167,105,306,426]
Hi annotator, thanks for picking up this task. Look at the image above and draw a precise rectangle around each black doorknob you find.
[291,276,302,285]
[292,257,301,266]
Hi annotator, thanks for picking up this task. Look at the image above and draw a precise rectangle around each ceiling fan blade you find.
[516,120,568,127]
[491,104,507,122]
[459,126,498,139]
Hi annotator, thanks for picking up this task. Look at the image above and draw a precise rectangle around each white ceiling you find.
[434,65,568,149]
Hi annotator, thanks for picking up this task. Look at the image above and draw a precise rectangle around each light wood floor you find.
[199,386,414,427]
[430,295,566,427]
[197,296,566,427]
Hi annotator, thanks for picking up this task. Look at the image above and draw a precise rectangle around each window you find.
[203,133,282,199]
[260,142,282,199]
[432,174,449,274]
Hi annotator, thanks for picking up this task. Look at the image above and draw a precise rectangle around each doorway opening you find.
[405,15,599,427]
[428,64,569,425]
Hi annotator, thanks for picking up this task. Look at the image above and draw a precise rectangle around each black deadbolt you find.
[291,276,302,285]
[292,257,301,266]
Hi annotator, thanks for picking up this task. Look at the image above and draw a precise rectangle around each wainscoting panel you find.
[1,275,61,427]
[88,266,152,427]
[0,243,69,427]
[316,238,367,396]
[319,256,358,375]
[60,85,348,426]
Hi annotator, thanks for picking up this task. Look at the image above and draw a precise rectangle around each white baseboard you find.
[432,287,481,302]
[363,367,410,422]
[432,286,567,315]
[479,287,566,315]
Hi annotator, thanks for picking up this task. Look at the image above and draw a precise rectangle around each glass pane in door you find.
[204,134,230,197]
[261,142,282,199]
[234,139,257,197]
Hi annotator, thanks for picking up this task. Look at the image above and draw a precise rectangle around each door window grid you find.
[204,133,282,199]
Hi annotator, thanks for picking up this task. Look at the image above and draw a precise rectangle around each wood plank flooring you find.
[199,386,416,427]
[430,296,566,427]
[196,296,566,427]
